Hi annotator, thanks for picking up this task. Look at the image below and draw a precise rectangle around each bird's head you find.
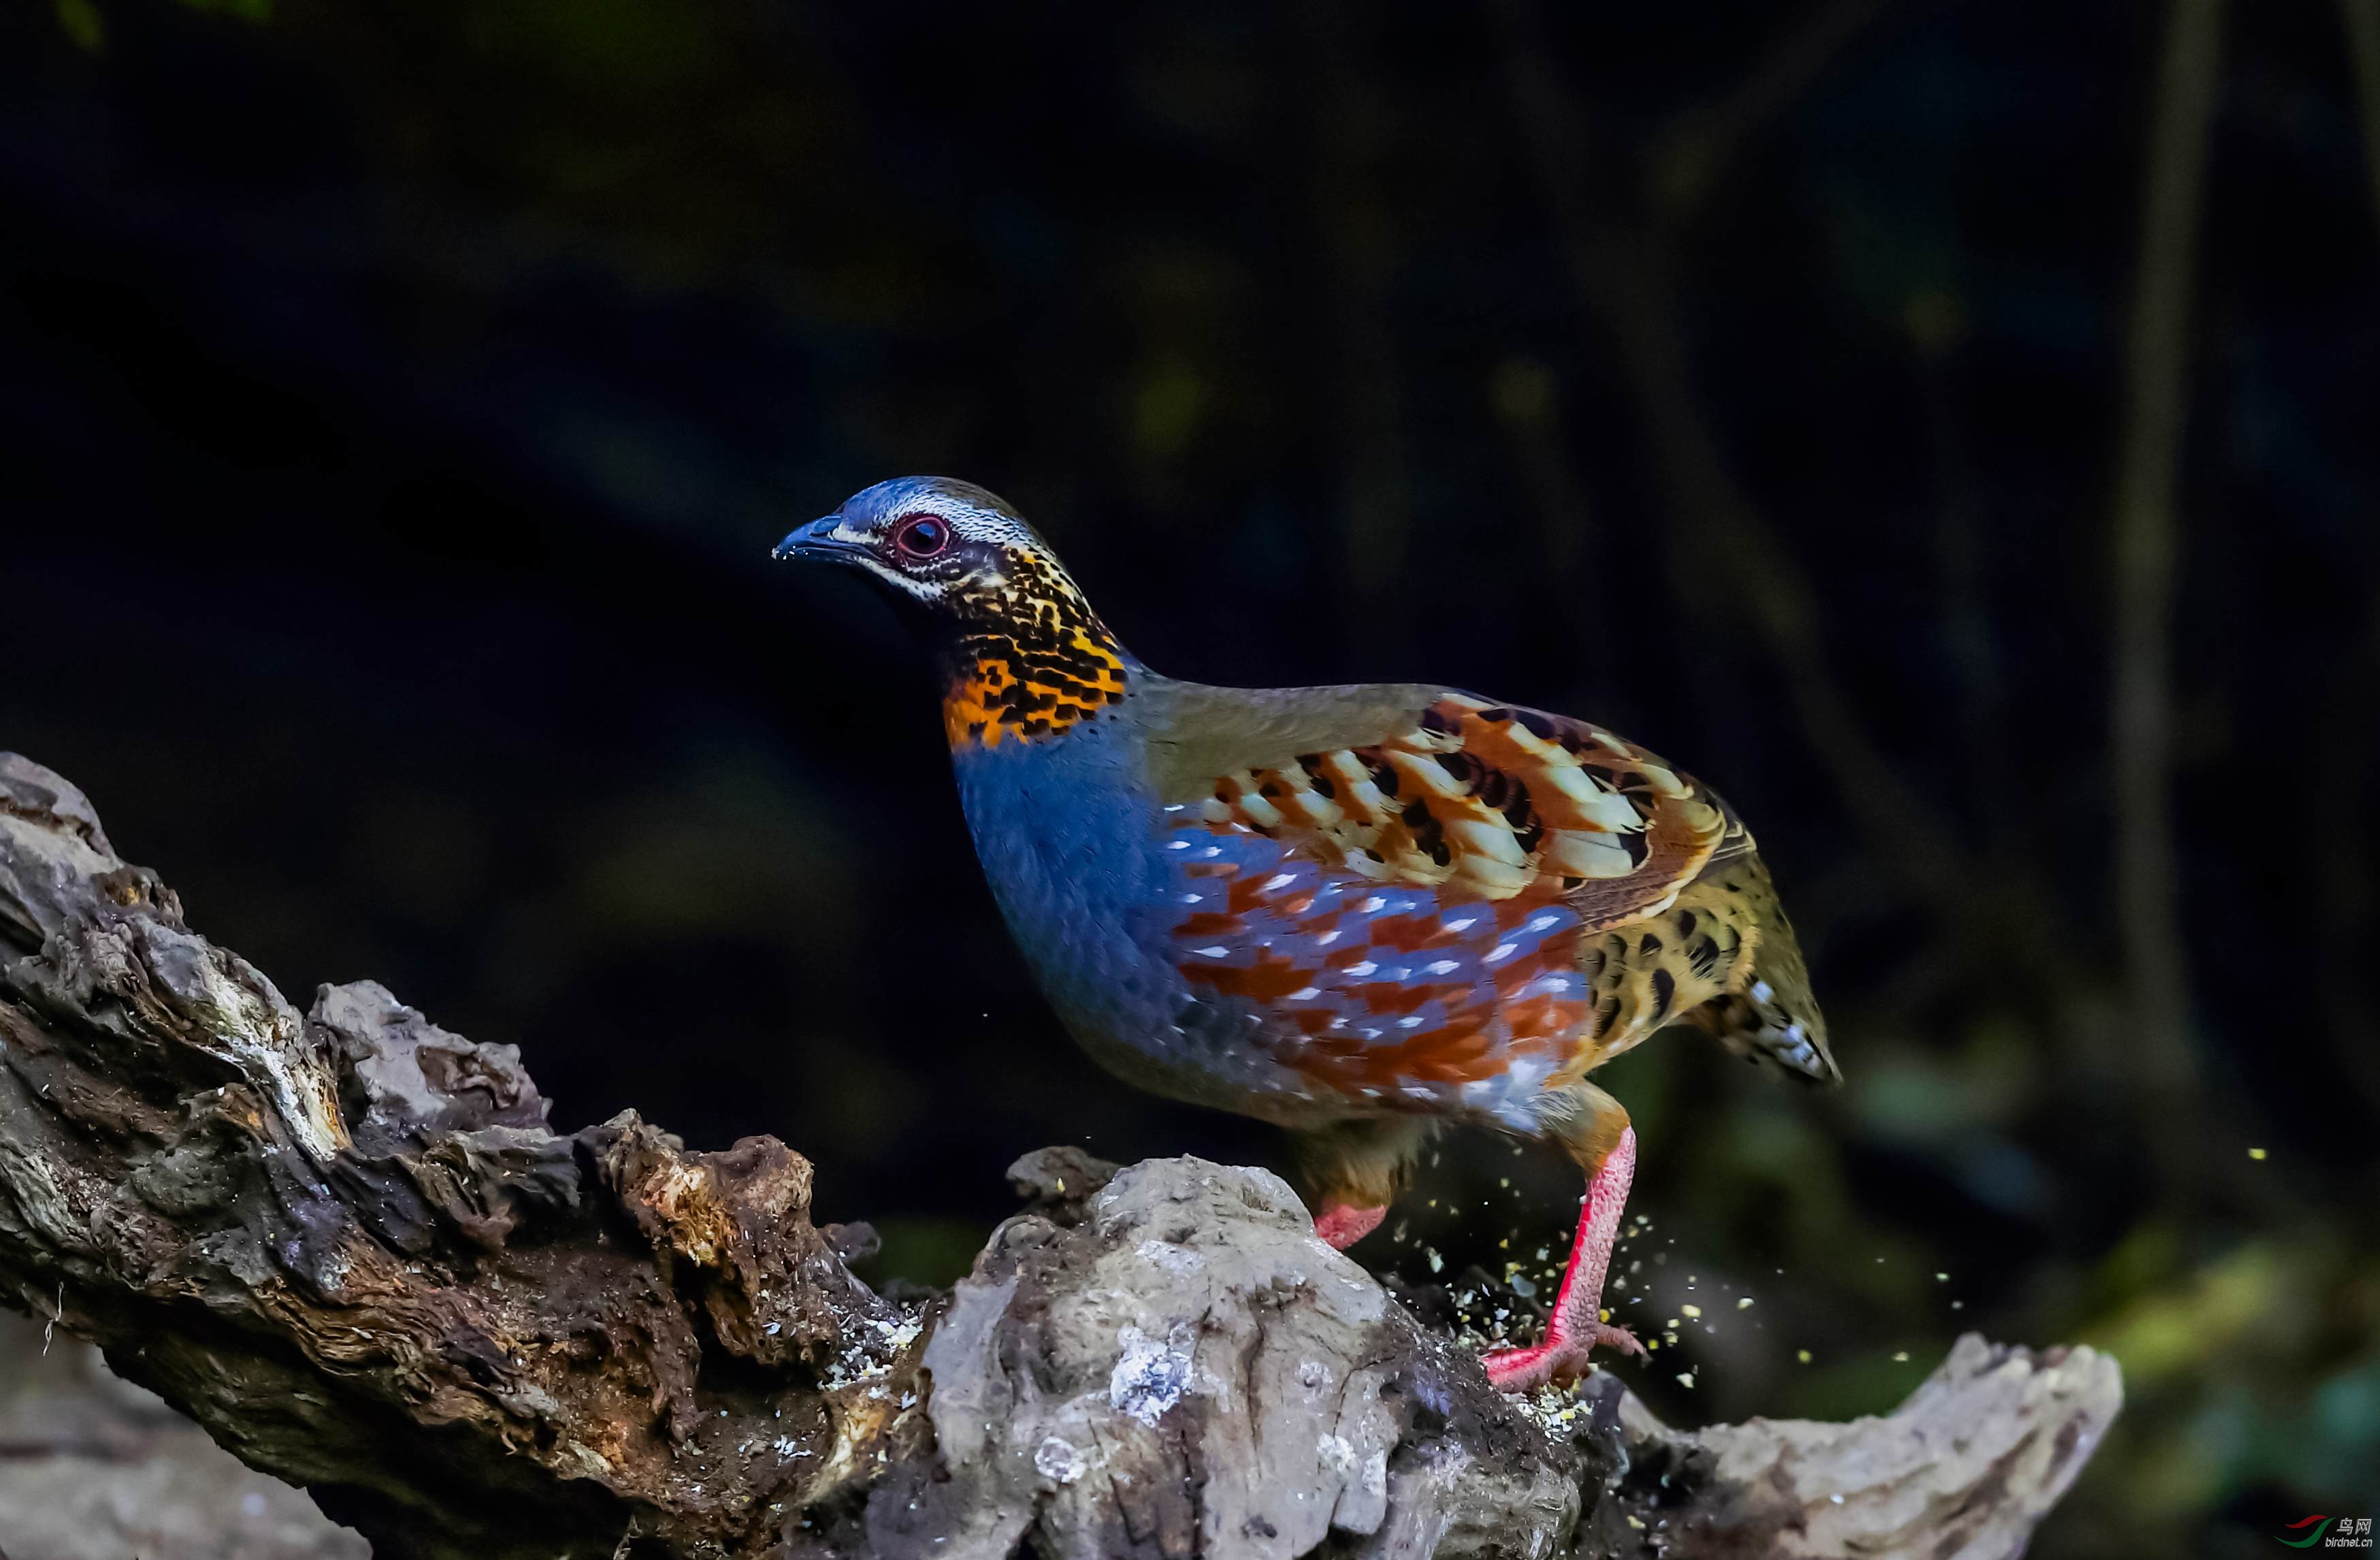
[774,476,1086,628]
[777,476,1132,746]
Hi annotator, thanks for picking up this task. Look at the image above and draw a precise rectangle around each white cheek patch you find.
[852,559,945,602]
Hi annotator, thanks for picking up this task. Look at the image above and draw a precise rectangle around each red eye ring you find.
[892,512,952,559]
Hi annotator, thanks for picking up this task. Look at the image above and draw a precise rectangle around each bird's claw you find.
[1481,1321,1644,1393]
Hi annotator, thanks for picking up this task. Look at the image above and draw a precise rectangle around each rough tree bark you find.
[0,753,2119,1560]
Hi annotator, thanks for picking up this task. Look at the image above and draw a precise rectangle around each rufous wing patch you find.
[1198,696,1728,931]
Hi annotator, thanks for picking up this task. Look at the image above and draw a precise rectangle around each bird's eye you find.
[892,513,952,560]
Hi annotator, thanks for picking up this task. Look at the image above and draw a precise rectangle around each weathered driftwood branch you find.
[0,753,2119,1559]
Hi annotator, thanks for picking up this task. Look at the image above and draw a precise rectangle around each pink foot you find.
[1482,1321,1646,1392]
[1482,1126,1640,1392]
[1314,1203,1386,1250]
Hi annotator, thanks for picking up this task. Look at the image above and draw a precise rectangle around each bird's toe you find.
[1482,1320,1642,1392]
[1586,1320,1646,1359]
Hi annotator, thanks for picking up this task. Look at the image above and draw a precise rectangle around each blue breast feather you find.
[950,721,1569,1128]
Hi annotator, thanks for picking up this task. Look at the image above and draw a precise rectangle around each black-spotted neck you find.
[935,549,1133,749]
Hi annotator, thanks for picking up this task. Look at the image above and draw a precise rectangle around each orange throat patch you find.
[941,615,1129,749]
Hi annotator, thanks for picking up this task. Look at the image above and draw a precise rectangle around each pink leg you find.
[1314,1202,1386,1250]
[1482,1126,1645,1391]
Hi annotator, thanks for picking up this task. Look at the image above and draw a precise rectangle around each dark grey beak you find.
[772,516,863,562]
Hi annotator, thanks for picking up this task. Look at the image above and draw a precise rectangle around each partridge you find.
[777,477,1836,1391]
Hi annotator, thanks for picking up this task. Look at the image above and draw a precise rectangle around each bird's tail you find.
[1678,851,1838,1087]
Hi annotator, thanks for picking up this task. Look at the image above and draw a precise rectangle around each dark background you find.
[5,0,2378,1553]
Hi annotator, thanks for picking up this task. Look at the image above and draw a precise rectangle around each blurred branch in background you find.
[1648,0,1897,229]
[2312,610,2380,1139]
[1912,308,2029,880]
[1489,0,2028,954]
[2343,0,2380,232]
[2107,0,2223,1209]
[1490,357,1594,595]
[2338,0,2380,1139]
[1301,0,1414,630]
